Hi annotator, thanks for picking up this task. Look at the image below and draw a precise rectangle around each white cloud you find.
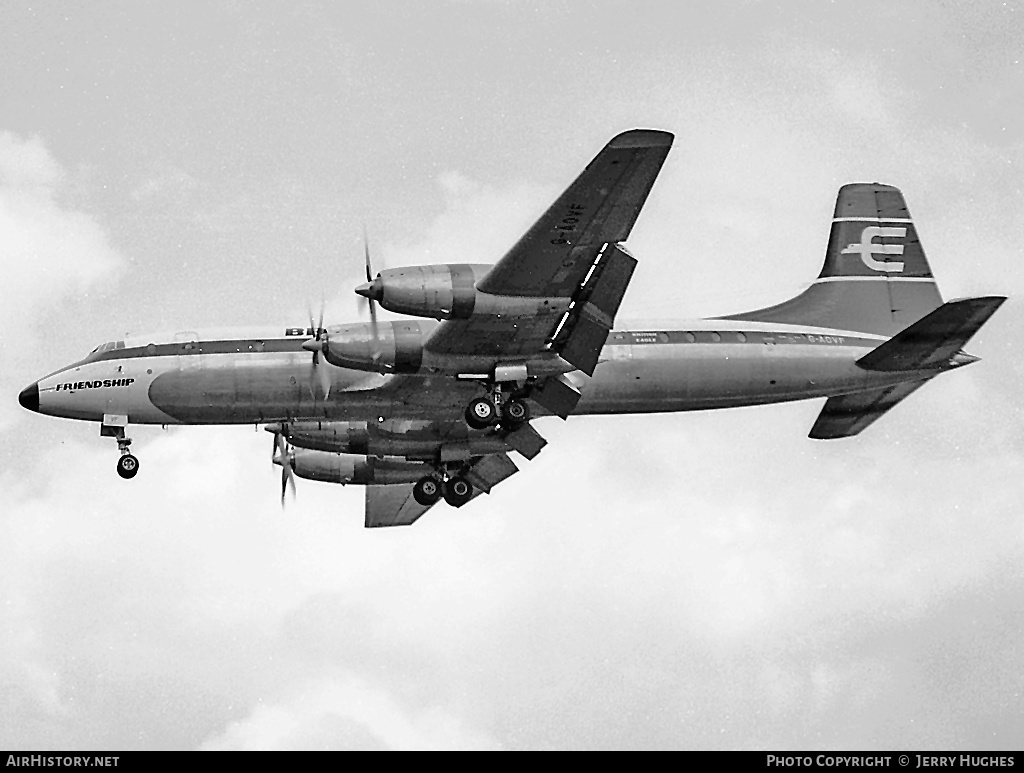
[382,172,552,269]
[0,131,125,426]
[200,677,500,750]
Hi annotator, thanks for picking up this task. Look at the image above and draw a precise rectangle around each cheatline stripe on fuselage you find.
[73,328,882,365]
[831,217,914,223]
[814,276,937,284]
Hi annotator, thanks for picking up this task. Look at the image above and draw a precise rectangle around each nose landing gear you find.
[102,421,139,480]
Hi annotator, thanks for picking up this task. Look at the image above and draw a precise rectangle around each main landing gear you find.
[413,472,473,508]
[102,423,139,479]
[464,389,530,430]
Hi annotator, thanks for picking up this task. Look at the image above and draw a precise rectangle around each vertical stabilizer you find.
[722,184,944,336]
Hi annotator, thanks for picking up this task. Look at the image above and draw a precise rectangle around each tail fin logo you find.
[841,226,906,273]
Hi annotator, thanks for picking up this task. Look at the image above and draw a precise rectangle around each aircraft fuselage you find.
[26,318,928,427]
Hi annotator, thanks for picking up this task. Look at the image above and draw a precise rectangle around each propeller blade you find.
[363,225,373,283]
[272,430,297,506]
[305,297,330,400]
[317,295,325,342]
[362,228,381,363]
[317,358,332,400]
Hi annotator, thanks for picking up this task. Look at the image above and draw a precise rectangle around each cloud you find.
[199,677,500,750]
[381,171,553,269]
[0,131,125,426]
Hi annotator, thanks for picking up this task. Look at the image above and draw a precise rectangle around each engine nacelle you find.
[288,449,430,486]
[321,320,431,374]
[277,421,510,461]
[358,263,569,321]
[283,421,371,454]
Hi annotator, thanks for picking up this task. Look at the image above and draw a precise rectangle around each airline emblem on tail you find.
[841,226,907,272]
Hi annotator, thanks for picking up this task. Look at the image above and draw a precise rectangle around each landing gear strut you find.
[102,423,139,480]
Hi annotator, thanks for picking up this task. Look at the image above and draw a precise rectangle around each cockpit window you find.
[86,341,125,359]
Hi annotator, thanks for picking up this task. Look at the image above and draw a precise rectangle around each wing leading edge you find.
[477,129,673,298]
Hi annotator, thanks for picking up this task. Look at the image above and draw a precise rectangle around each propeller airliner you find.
[18,129,1005,526]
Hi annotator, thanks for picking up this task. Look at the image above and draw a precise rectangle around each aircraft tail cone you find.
[950,351,981,368]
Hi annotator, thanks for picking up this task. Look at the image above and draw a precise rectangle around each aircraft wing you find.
[365,483,435,528]
[364,451,519,528]
[476,129,673,297]
[423,129,672,392]
[363,131,674,526]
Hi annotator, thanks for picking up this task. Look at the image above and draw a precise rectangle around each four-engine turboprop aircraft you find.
[18,129,1005,526]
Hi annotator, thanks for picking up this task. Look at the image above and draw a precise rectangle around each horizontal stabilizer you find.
[809,379,931,440]
[857,296,1006,372]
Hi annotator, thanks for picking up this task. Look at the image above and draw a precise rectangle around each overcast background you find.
[2,0,1022,751]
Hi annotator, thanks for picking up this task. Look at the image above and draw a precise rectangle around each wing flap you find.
[557,244,637,375]
[531,373,583,419]
[503,422,548,459]
[809,379,931,440]
[464,452,519,493]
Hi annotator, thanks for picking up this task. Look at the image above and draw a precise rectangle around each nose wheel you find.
[102,423,140,480]
[116,452,140,479]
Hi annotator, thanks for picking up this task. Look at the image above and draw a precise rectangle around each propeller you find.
[270,426,297,506]
[354,228,382,364]
[302,297,332,400]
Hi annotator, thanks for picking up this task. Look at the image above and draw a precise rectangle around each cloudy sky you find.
[2,0,1022,751]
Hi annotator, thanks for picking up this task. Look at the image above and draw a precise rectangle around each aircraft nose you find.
[18,382,39,413]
